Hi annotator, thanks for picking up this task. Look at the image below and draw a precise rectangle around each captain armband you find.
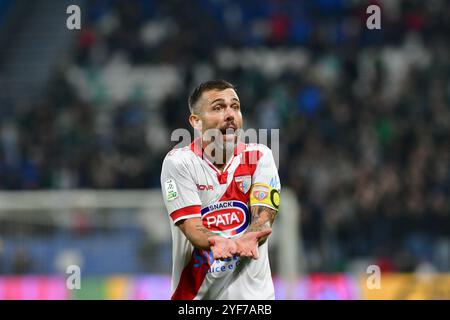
[249,183,280,211]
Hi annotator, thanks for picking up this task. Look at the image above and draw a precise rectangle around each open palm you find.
[208,236,238,260]
[235,229,272,259]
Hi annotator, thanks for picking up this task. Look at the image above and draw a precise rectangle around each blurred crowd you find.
[0,0,449,273]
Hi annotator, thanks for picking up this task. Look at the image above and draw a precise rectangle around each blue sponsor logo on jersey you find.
[193,249,241,273]
[201,201,250,236]
[269,176,280,189]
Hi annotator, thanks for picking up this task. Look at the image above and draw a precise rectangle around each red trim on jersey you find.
[170,205,201,222]
[190,138,247,185]
[217,172,227,184]
[171,249,211,300]
[189,138,246,159]
[205,159,220,174]
[190,137,204,158]
[219,150,262,202]
[219,178,249,203]
[239,150,263,166]
[234,142,246,156]
[201,159,227,184]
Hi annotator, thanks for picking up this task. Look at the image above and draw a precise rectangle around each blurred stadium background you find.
[0,0,449,299]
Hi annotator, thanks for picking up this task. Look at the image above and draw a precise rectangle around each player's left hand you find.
[234,228,272,260]
[208,236,238,260]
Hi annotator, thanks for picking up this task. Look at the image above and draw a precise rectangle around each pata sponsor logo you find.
[201,201,249,235]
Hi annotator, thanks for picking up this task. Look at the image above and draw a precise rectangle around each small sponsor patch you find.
[197,184,214,191]
[269,176,281,189]
[164,178,178,201]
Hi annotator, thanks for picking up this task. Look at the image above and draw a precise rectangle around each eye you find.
[213,104,223,111]
[232,104,240,110]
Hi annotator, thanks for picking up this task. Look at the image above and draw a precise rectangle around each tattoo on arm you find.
[195,223,216,238]
[247,206,278,233]
[177,219,217,249]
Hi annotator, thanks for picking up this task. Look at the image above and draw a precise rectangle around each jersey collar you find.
[190,137,246,184]
[189,137,246,158]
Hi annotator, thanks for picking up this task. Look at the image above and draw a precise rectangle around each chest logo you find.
[201,201,250,236]
[197,184,214,191]
[234,175,251,194]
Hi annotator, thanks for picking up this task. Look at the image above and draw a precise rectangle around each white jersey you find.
[160,139,281,300]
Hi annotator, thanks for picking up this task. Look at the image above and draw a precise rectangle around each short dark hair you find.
[188,80,236,114]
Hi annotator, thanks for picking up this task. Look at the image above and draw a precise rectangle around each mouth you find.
[218,125,238,143]
[220,124,237,135]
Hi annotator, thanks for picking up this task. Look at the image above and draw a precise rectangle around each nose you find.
[224,105,235,122]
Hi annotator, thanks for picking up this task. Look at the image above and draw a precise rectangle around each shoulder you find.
[162,146,195,171]
[237,143,275,167]
[242,143,273,157]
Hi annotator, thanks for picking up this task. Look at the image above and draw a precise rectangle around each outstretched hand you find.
[235,228,272,260]
[208,236,238,260]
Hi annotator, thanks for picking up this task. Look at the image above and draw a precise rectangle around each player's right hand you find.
[207,236,238,260]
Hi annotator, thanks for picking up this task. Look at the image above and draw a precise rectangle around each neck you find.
[202,140,234,171]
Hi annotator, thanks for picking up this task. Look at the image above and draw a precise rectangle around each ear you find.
[189,114,202,132]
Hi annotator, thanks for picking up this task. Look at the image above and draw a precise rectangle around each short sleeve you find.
[252,147,281,191]
[249,147,281,211]
[160,155,202,224]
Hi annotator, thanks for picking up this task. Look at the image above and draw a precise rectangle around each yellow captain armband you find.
[249,183,280,211]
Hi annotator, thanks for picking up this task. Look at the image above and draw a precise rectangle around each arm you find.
[177,217,216,250]
[235,146,281,257]
[246,206,278,246]
[234,206,277,259]
[161,156,234,258]
[177,218,237,259]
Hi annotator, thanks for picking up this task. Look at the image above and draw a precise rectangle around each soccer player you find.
[160,80,281,300]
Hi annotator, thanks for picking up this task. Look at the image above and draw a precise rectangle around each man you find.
[160,80,281,300]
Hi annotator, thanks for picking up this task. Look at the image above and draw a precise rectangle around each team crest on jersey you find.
[201,201,250,237]
[234,175,251,194]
